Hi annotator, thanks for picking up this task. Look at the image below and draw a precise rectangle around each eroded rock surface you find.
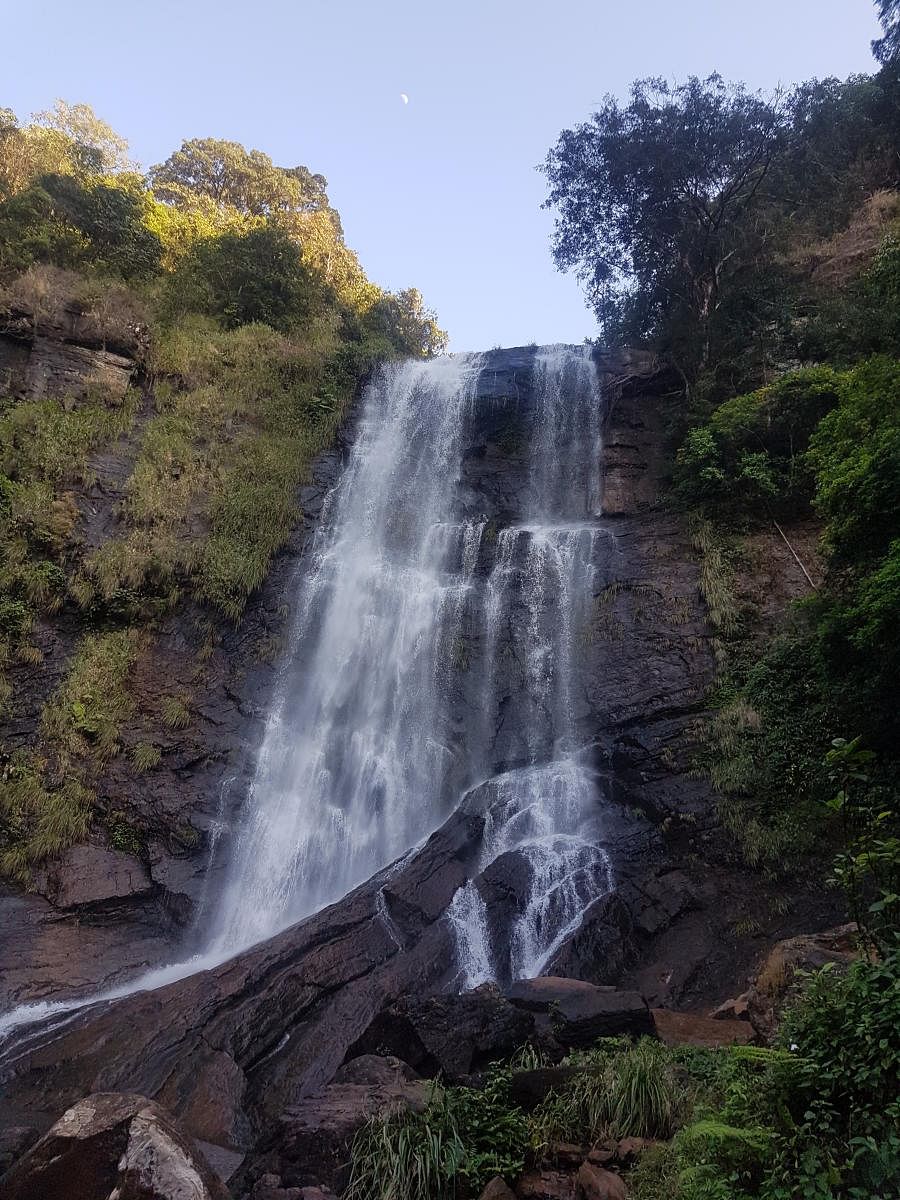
[0,1091,230,1200]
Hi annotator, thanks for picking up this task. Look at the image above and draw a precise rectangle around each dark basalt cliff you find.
[0,346,841,1193]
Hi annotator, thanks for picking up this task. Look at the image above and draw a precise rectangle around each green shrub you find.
[775,951,900,1198]
[674,367,843,517]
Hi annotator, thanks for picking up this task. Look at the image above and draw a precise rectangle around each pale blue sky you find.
[4,1,882,350]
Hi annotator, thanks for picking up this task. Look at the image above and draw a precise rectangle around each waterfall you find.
[210,354,485,950]
[447,347,615,985]
[209,344,615,969]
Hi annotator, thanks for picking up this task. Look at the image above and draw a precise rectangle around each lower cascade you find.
[208,343,616,981]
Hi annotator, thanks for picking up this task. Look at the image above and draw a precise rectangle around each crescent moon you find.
[400,93,409,105]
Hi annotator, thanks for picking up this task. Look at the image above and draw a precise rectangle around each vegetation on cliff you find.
[545,0,900,929]
[0,102,445,880]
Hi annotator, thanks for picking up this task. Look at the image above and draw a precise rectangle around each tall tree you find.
[149,138,334,222]
[32,100,132,173]
[542,75,787,375]
[873,0,900,64]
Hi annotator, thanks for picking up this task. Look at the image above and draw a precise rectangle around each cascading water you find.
[208,343,615,967]
[210,354,486,950]
[448,348,615,985]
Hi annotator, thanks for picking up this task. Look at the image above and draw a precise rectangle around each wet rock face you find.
[33,844,153,908]
[0,1092,230,1200]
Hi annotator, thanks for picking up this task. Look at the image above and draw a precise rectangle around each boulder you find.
[575,1162,628,1200]
[33,843,152,908]
[249,1178,334,1200]
[614,1136,656,1163]
[516,1168,577,1199]
[332,1054,420,1085]
[254,1075,427,1190]
[506,977,616,1012]
[586,1147,615,1166]
[551,987,654,1048]
[250,1174,303,1199]
[348,984,534,1079]
[0,1092,230,1200]
[651,1009,753,1048]
[480,1178,518,1200]
[544,1141,588,1167]
[745,925,860,1041]
[710,994,750,1022]
[509,1066,579,1111]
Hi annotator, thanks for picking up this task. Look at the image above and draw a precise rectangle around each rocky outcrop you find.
[0,1092,230,1200]
[33,844,153,908]
[651,1008,752,1048]
[0,416,353,1012]
[0,295,147,404]
[743,924,860,1041]
[347,984,535,1080]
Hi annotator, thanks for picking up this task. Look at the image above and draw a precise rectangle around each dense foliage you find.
[350,960,900,1200]
[545,1,900,916]
[0,101,446,880]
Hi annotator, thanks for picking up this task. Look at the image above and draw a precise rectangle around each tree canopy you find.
[542,75,787,374]
[873,0,900,63]
[0,105,445,357]
[149,138,336,225]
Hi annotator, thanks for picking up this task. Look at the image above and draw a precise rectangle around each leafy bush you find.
[674,367,843,517]
[775,951,900,1198]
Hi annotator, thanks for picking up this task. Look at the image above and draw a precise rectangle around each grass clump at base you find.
[534,1037,681,1148]
[348,1069,530,1200]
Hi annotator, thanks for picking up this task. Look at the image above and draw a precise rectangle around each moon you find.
[400,93,409,105]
